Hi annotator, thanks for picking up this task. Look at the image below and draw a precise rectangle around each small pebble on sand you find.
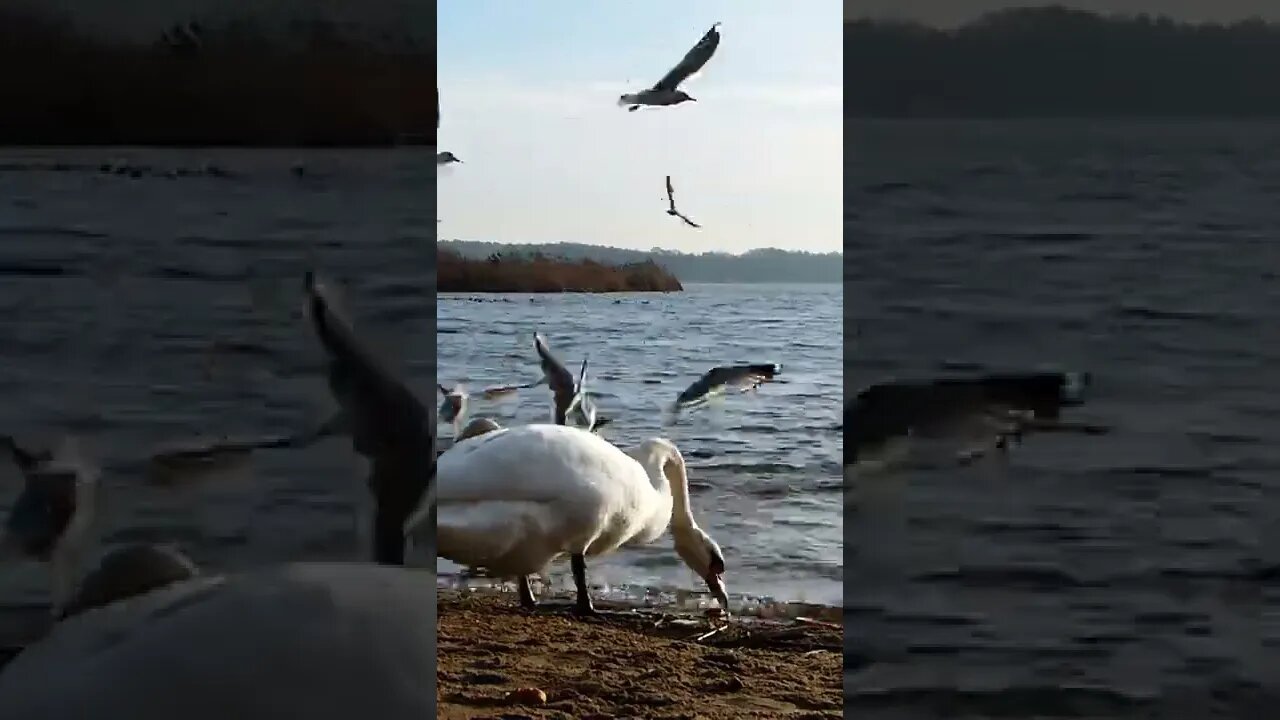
[507,687,547,705]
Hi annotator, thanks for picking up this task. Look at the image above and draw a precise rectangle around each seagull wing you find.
[305,272,428,461]
[652,23,722,92]
[479,377,544,399]
[675,211,701,229]
[665,175,677,212]
[534,332,577,410]
[675,367,724,407]
[575,356,589,395]
[0,435,52,473]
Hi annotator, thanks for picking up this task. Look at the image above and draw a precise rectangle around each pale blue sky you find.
[437,0,843,253]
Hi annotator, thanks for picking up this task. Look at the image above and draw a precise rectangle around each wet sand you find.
[437,591,843,719]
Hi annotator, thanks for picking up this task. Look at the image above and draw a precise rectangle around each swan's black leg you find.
[517,575,537,609]
[570,553,596,616]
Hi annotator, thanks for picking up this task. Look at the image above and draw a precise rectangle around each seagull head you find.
[437,151,463,165]
[675,91,696,104]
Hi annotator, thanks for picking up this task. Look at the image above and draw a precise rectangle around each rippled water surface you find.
[437,284,843,606]
[848,120,1279,717]
[0,148,433,628]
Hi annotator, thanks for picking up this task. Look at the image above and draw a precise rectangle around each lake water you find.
[437,284,844,608]
[848,120,1279,717]
[0,148,434,629]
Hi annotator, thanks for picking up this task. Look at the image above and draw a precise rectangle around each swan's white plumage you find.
[0,563,435,718]
[411,424,675,578]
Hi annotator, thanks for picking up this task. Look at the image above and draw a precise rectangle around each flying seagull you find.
[478,377,546,401]
[673,363,782,411]
[619,23,721,112]
[437,384,467,425]
[1,436,99,617]
[665,175,701,228]
[845,371,1107,472]
[436,151,463,166]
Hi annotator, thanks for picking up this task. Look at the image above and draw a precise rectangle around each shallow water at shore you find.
[437,284,844,607]
[848,119,1279,717]
[0,147,433,616]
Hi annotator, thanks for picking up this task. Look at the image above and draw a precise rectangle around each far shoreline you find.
[438,248,683,294]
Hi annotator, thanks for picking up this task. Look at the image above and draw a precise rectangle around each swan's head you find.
[674,525,729,613]
[1,437,97,563]
[456,417,502,441]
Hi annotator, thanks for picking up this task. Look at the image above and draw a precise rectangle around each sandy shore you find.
[437,591,843,719]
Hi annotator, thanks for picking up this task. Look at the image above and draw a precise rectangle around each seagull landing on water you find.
[845,371,1108,474]
[436,151,463,166]
[665,175,701,228]
[619,23,721,112]
[673,363,782,412]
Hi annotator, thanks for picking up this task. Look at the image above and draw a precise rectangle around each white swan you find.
[0,562,435,718]
[406,423,729,615]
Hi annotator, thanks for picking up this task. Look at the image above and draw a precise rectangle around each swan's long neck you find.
[631,439,694,529]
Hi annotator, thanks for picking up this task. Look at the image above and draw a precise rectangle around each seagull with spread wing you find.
[532,333,608,432]
[533,332,586,426]
[845,371,1108,473]
[665,175,701,228]
[673,363,782,411]
[619,23,721,111]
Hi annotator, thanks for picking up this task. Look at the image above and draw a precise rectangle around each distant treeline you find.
[438,249,682,294]
[0,7,434,146]
[848,6,1280,117]
[441,240,841,284]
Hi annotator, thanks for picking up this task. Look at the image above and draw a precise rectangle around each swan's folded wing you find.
[435,427,639,506]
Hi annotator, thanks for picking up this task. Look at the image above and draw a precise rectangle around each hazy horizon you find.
[439,238,840,257]
[845,0,1280,27]
[438,0,842,254]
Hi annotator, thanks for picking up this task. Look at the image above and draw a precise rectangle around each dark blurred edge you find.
[426,3,438,712]
[0,1,436,147]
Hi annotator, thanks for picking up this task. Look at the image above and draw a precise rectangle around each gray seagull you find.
[665,175,701,228]
[619,23,721,111]
[674,363,782,411]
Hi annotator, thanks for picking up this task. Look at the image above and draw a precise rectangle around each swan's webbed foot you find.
[517,575,537,609]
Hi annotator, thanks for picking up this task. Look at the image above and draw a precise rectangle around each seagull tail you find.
[618,94,640,107]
